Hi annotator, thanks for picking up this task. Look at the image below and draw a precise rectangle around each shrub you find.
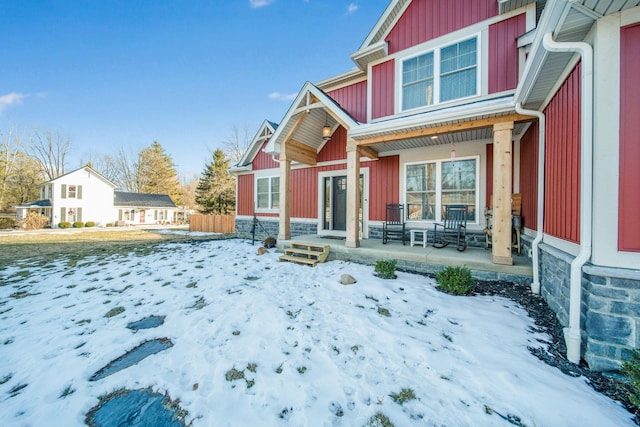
[106,222,114,227]
[18,212,49,230]
[374,259,397,279]
[85,221,96,227]
[389,388,416,404]
[622,349,640,409]
[436,266,474,295]
[72,221,84,228]
[58,221,72,229]
[0,217,16,229]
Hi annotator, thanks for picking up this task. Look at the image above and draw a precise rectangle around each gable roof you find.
[44,165,116,188]
[114,192,176,208]
[263,81,360,156]
[234,120,279,169]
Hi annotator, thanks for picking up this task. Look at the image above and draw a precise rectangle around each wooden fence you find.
[189,214,235,233]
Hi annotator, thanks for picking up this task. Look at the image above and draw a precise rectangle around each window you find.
[405,158,477,222]
[61,184,82,199]
[401,36,478,111]
[406,163,436,220]
[256,176,279,210]
[402,52,434,110]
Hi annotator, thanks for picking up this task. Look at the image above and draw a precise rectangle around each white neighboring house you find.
[15,165,177,228]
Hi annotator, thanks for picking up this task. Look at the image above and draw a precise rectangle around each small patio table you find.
[410,229,428,248]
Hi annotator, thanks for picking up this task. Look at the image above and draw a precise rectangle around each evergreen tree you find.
[136,141,181,204]
[195,149,235,214]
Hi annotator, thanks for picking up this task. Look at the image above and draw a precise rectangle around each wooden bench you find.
[279,242,330,266]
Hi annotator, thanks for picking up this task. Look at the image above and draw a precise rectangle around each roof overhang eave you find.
[349,40,388,71]
[514,0,596,108]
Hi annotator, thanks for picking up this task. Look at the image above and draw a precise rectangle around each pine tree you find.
[195,149,235,214]
[136,141,181,204]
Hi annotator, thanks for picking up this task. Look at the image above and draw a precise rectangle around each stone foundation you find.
[235,218,317,241]
[537,242,640,371]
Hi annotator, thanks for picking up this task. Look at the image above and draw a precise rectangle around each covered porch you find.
[277,233,533,284]
[263,83,537,267]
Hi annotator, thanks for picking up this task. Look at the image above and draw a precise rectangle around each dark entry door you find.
[332,176,347,230]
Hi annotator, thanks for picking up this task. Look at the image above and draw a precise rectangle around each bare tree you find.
[0,124,24,210]
[221,125,254,165]
[110,147,140,192]
[28,128,71,180]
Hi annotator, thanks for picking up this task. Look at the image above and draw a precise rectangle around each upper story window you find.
[61,184,82,199]
[256,176,279,210]
[401,36,478,111]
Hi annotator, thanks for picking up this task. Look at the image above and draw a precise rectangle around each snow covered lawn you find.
[0,239,633,426]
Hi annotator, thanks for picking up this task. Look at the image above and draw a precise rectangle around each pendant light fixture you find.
[322,112,331,141]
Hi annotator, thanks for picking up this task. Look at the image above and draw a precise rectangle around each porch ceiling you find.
[368,122,530,153]
[285,107,341,154]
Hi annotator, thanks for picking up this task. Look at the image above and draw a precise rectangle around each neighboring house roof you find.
[14,199,52,208]
[234,120,279,169]
[114,192,176,208]
[263,81,360,156]
[42,165,116,188]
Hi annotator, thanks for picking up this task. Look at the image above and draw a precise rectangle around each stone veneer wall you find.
[537,242,640,371]
[235,218,317,240]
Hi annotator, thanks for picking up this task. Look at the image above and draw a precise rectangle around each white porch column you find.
[346,140,360,248]
[278,156,291,241]
[492,121,514,265]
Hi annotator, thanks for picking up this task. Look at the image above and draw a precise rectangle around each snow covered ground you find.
[0,238,634,426]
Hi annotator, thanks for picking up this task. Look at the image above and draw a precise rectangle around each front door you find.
[139,210,146,223]
[319,170,368,238]
[332,177,347,231]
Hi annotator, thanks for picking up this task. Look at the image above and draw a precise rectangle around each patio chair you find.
[382,203,406,245]
[433,205,468,251]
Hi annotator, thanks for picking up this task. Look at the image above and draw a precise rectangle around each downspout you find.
[542,32,593,364]
[514,103,545,295]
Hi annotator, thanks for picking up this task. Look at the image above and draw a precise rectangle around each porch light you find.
[450,142,456,160]
[322,113,331,140]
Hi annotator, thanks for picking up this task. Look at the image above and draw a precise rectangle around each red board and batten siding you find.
[619,24,640,252]
[543,63,581,244]
[328,82,367,123]
[236,174,254,216]
[252,141,279,170]
[385,0,498,54]
[519,122,539,231]
[288,157,400,221]
[488,13,526,94]
[368,156,400,221]
[371,60,395,120]
[318,127,347,163]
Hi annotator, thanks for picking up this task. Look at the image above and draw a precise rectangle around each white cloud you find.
[0,92,27,113]
[268,91,297,101]
[250,0,274,8]
[347,3,359,14]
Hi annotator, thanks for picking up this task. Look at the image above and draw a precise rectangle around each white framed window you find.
[401,36,479,111]
[405,157,478,223]
[256,176,279,211]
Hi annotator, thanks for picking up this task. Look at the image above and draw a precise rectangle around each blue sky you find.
[0,0,389,177]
